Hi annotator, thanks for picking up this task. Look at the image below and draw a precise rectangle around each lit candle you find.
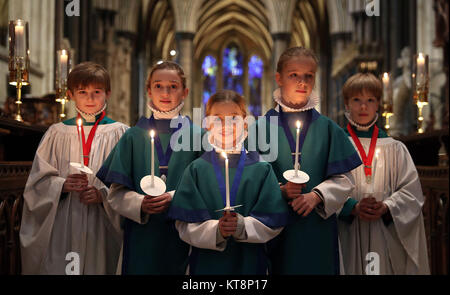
[382,72,390,103]
[14,22,25,57]
[371,148,380,192]
[60,50,68,81]
[222,152,230,209]
[294,121,301,176]
[77,119,84,168]
[150,130,155,187]
[417,53,425,85]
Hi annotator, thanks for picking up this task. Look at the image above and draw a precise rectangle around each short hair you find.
[67,62,110,93]
[276,46,319,73]
[205,90,247,117]
[146,61,187,91]
[342,73,383,103]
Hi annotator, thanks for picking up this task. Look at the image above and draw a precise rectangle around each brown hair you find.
[146,61,187,91]
[342,73,383,103]
[67,62,111,93]
[276,46,319,73]
[205,90,247,117]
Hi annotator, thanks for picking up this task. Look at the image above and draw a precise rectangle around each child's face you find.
[68,84,109,114]
[206,101,246,150]
[346,91,379,125]
[275,56,317,108]
[148,69,188,112]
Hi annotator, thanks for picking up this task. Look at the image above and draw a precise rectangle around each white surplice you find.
[19,121,128,274]
[338,136,430,275]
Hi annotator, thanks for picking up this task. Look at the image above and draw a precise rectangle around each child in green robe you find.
[97,61,202,274]
[253,47,362,274]
[168,90,289,275]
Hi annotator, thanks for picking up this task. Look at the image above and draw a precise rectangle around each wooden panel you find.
[0,162,30,275]
[419,166,449,275]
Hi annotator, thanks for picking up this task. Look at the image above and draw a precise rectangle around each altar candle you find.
[77,119,84,168]
[294,121,301,176]
[417,53,425,85]
[14,22,25,57]
[382,72,390,103]
[222,152,230,209]
[60,50,68,81]
[150,130,155,187]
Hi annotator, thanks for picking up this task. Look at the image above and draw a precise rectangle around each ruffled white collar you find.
[147,101,184,119]
[273,88,320,113]
[76,103,107,122]
[345,111,379,131]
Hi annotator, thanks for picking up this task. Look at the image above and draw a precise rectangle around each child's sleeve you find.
[313,122,361,219]
[233,163,290,243]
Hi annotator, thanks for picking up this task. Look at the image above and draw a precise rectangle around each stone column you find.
[175,32,194,118]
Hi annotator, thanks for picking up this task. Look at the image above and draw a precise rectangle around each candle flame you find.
[150,130,155,138]
[221,152,227,159]
[418,53,424,60]
[296,121,301,129]
[383,72,389,80]
[77,118,82,127]
[375,148,380,158]
[61,49,67,56]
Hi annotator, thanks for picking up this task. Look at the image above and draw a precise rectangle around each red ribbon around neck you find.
[77,111,106,166]
[347,123,379,181]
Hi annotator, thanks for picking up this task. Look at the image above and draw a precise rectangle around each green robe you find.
[168,151,290,275]
[97,116,203,274]
[252,108,362,274]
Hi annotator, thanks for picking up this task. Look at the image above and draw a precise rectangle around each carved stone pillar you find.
[175,32,194,118]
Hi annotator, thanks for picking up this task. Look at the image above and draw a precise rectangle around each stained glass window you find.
[202,55,217,105]
[222,44,243,95]
[248,55,263,116]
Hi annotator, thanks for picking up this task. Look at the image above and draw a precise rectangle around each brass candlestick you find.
[55,49,72,120]
[412,53,429,134]
[381,72,394,132]
[8,20,30,122]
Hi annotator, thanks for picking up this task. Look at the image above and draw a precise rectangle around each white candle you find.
[150,130,155,187]
[417,53,426,85]
[382,72,390,103]
[14,23,25,57]
[370,148,380,193]
[60,50,68,81]
[222,152,230,209]
[77,119,84,168]
[294,121,301,176]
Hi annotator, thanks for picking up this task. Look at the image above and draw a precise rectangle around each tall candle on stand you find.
[60,50,68,81]
[14,23,25,57]
[77,119,84,168]
[382,72,389,103]
[222,152,230,209]
[294,121,301,177]
[417,53,425,86]
[150,130,155,187]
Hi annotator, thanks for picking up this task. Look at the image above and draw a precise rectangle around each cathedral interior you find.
[0,0,448,275]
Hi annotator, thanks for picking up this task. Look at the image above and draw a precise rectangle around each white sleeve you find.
[108,183,148,224]
[233,213,283,243]
[175,220,227,251]
[313,172,355,219]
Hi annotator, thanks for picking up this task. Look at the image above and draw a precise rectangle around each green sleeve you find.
[338,198,357,224]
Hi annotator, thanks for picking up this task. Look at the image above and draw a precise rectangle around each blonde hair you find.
[67,62,110,93]
[276,46,319,73]
[205,90,247,117]
[342,73,383,103]
[146,61,186,91]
